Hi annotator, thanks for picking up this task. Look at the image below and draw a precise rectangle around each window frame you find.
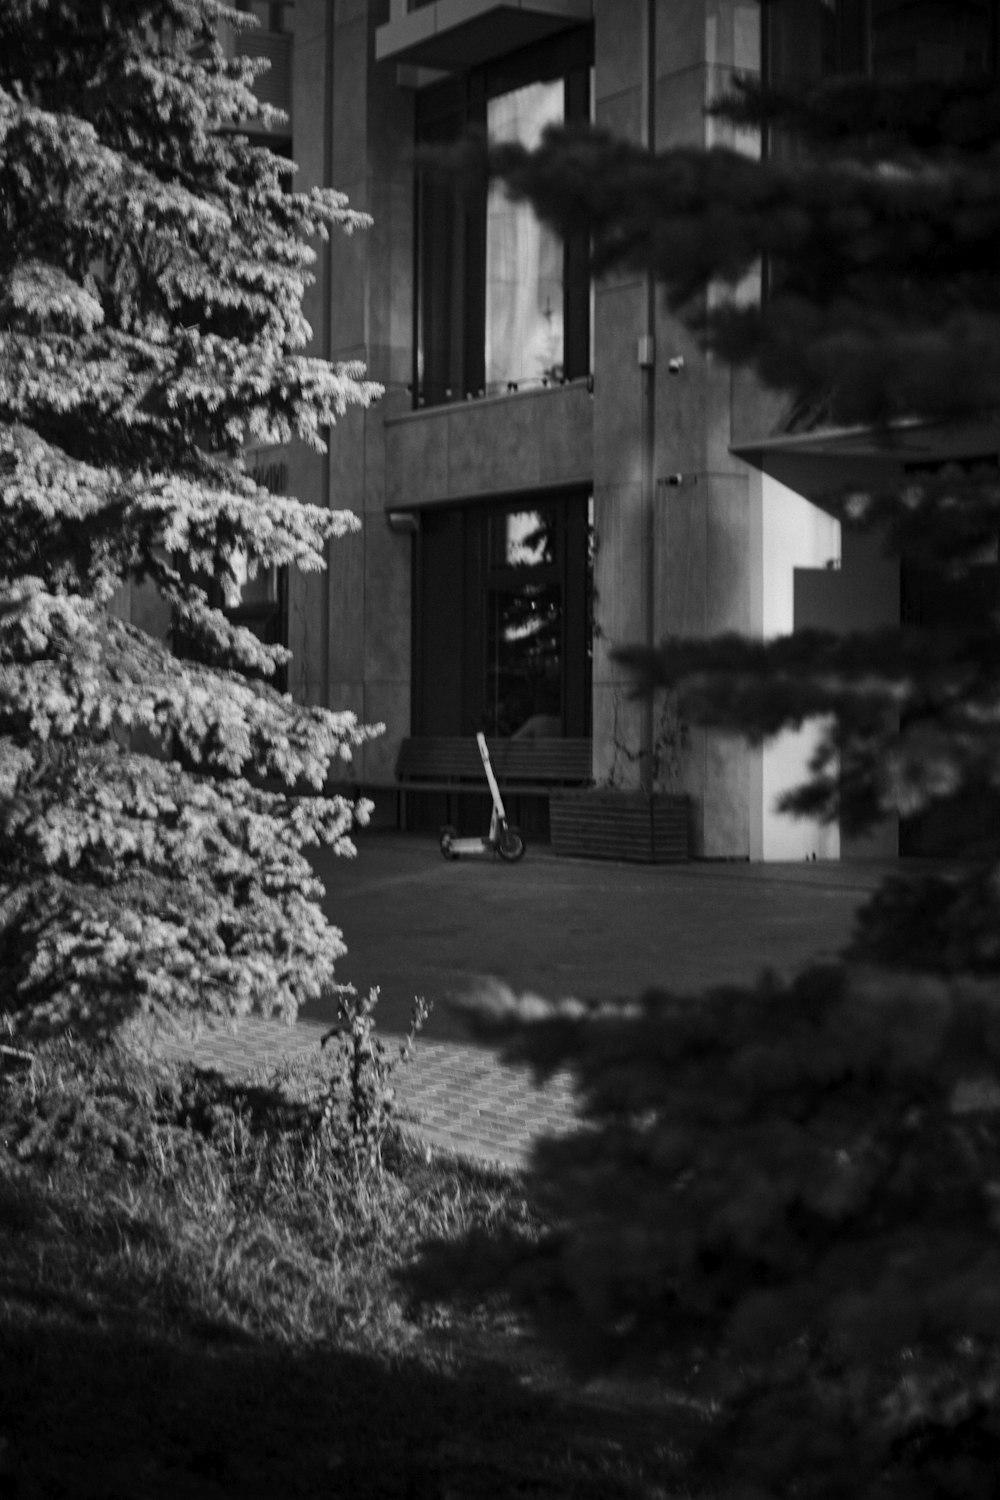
[762,0,1000,102]
[760,1,999,299]
[412,488,592,739]
[413,27,593,409]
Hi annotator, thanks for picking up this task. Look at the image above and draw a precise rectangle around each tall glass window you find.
[414,493,592,742]
[764,0,996,91]
[414,30,593,408]
[766,0,840,88]
[486,508,562,736]
[485,82,565,390]
[871,1,993,80]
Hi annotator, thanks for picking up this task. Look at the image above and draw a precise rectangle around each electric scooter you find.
[439,731,526,862]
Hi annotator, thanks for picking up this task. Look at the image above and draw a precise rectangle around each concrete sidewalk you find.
[158,834,890,1169]
[303,832,890,1047]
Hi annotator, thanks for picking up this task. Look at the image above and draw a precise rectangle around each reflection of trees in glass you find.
[487,510,561,737]
[485,80,565,391]
[483,502,593,735]
[486,583,562,736]
[491,508,556,568]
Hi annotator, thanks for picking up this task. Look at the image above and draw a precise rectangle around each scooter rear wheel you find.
[439,824,459,859]
[498,823,526,862]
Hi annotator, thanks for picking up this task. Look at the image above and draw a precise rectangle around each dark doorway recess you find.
[899,548,1000,856]
[411,489,593,837]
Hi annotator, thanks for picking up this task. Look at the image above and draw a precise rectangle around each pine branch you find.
[483,123,1000,422]
[0,587,379,787]
[816,465,1000,570]
[713,73,1000,158]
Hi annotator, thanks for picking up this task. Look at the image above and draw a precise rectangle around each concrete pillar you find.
[592,0,762,855]
[285,0,331,707]
[591,0,649,790]
[288,0,413,799]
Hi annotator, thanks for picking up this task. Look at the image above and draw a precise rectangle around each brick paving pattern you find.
[156,1017,578,1171]
[154,835,899,1169]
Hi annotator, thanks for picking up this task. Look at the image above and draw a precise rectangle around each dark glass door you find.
[413,490,592,834]
[485,506,561,736]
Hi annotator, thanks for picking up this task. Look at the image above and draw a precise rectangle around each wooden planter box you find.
[549,789,690,863]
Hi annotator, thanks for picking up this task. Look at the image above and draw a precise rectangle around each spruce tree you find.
[0,1,379,1039]
[416,62,1000,1500]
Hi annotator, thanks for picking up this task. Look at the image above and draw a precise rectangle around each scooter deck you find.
[445,837,492,855]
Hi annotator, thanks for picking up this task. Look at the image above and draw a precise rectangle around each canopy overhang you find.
[375,0,592,74]
[732,416,1000,506]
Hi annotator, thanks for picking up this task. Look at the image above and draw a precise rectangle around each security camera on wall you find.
[668,356,685,374]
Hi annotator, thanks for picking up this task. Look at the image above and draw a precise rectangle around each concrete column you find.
[658,0,762,858]
[286,0,334,708]
[591,0,649,789]
[288,0,413,801]
[351,0,414,789]
[592,0,762,855]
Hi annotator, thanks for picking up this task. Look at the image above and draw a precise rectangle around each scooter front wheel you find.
[497,823,526,862]
[439,824,459,860]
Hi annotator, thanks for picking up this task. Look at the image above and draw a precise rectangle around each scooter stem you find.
[476,731,508,824]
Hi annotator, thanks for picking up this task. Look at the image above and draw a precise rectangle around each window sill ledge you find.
[389,375,594,426]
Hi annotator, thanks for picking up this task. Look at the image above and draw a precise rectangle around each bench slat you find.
[396,736,592,788]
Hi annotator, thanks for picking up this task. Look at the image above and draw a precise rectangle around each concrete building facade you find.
[221,1,997,859]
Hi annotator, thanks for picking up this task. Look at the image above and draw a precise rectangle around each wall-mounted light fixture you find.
[386,511,419,535]
[658,474,698,489]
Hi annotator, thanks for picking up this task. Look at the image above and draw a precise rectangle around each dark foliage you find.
[413,28,1000,1499]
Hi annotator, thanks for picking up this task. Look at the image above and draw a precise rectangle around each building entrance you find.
[412,490,593,836]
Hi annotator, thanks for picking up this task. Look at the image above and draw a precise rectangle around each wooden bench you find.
[395,735,593,828]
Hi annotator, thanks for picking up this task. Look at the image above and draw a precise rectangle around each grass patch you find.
[0,1036,701,1499]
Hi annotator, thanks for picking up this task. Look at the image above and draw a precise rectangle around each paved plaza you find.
[158,833,893,1169]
